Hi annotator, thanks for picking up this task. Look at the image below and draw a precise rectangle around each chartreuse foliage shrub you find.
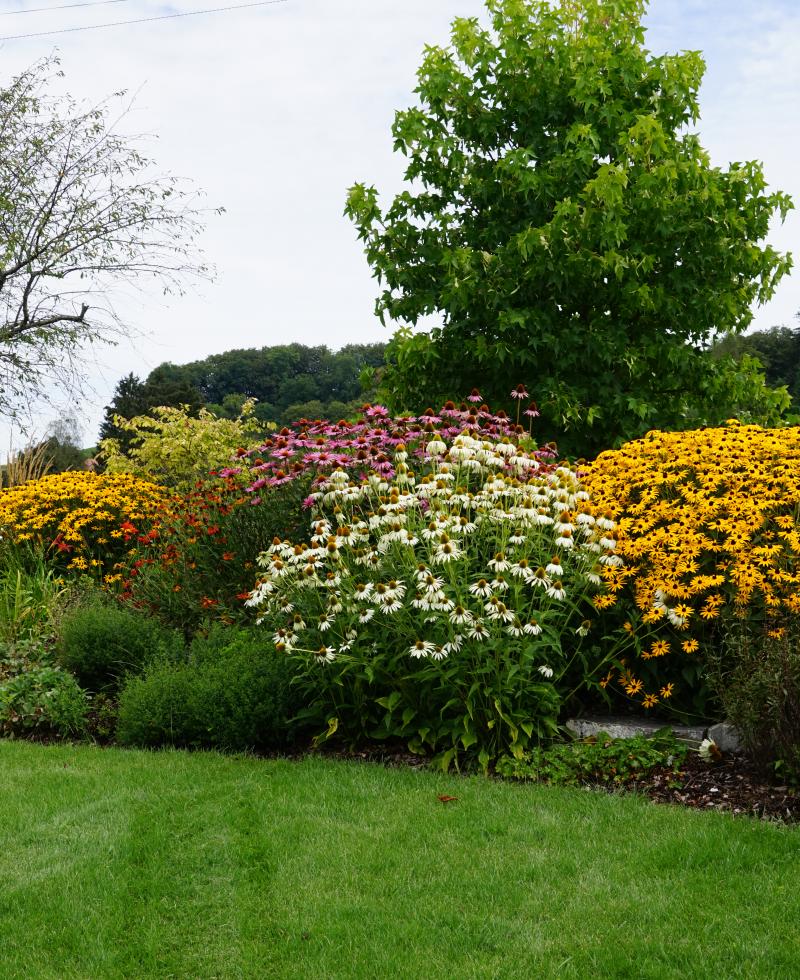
[583,422,800,717]
[247,432,630,769]
[99,400,264,489]
[116,626,296,751]
[0,471,169,578]
[57,600,182,692]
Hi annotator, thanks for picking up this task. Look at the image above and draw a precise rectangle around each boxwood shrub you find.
[116,627,297,752]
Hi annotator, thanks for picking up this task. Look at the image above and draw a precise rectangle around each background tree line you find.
[99,342,387,449]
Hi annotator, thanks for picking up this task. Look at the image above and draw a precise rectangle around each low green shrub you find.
[707,617,800,781]
[57,601,182,692]
[0,665,87,738]
[116,627,296,752]
[496,729,688,787]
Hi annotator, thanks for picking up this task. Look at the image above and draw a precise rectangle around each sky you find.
[0,0,798,449]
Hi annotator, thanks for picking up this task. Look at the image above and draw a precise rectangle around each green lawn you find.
[0,742,798,979]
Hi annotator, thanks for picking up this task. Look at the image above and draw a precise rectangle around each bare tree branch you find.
[0,55,219,420]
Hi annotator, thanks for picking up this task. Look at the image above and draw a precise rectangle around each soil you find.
[639,753,800,824]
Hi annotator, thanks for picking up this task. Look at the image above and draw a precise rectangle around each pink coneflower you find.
[467,388,483,403]
[523,401,539,418]
[510,384,529,400]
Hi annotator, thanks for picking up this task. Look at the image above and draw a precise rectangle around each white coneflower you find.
[290,615,306,633]
[575,620,591,637]
[378,596,403,615]
[545,558,564,577]
[315,646,337,664]
[279,600,295,614]
[430,645,448,661]
[385,579,406,600]
[596,512,616,531]
[506,618,525,637]
[531,567,550,590]
[433,542,461,564]
[468,622,490,642]
[272,628,291,645]
[667,608,687,629]
[338,639,353,653]
[409,639,435,659]
[490,575,510,593]
[443,635,463,655]
[555,530,575,549]
[421,573,445,594]
[523,619,542,636]
[538,665,554,678]
[317,615,333,632]
[468,578,493,598]
[353,581,374,602]
[509,560,533,583]
[426,438,447,456]
[508,532,527,546]
[358,608,375,624]
[599,535,617,551]
[546,580,567,601]
[411,593,432,611]
[449,606,473,626]
[487,552,510,571]
[599,553,623,567]
[487,602,515,624]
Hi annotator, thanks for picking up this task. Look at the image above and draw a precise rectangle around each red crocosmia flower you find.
[206,526,220,536]
[120,520,137,534]
[200,596,217,609]
[52,533,72,554]
[236,591,252,601]
[222,552,235,561]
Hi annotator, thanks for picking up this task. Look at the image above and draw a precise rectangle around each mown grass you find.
[0,741,798,979]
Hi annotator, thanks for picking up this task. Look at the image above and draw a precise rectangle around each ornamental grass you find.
[583,421,800,714]
[0,471,169,578]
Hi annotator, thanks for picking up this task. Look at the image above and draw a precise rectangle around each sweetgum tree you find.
[346,0,793,456]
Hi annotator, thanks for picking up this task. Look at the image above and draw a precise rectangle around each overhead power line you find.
[1,0,134,16]
[0,0,288,39]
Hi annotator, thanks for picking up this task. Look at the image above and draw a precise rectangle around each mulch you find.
[638,753,800,824]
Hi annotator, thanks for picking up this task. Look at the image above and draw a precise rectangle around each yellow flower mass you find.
[0,472,169,577]
[584,422,800,705]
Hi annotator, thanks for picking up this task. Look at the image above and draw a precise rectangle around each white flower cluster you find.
[247,433,618,674]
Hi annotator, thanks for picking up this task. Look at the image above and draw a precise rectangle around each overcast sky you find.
[0,0,798,447]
